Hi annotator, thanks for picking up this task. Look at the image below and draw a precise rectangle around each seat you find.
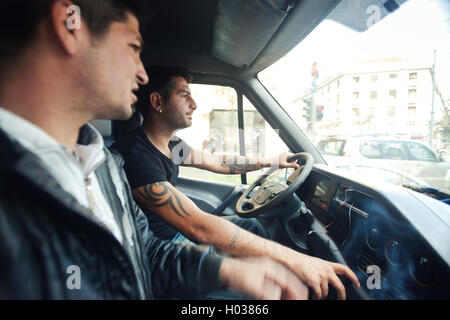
[89,110,143,147]
[89,119,114,147]
[113,110,143,142]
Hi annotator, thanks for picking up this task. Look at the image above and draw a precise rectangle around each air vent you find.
[357,249,413,299]
[357,248,386,275]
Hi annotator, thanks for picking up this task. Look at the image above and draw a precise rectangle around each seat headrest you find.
[89,119,112,138]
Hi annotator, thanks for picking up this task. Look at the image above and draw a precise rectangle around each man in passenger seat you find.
[112,66,361,300]
[0,0,309,300]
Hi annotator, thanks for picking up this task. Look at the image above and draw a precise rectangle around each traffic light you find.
[302,97,312,122]
[316,105,324,121]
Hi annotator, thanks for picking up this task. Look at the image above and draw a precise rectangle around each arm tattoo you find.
[221,157,260,174]
[136,182,191,218]
[229,228,240,249]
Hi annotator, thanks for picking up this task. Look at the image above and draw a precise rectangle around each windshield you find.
[259,0,450,194]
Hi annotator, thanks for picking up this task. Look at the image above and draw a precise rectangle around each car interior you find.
[91,0,450,299]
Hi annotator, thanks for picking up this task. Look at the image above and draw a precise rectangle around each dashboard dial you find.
[385,239,403,266]
[366,227,380,250]
[409,256,438,287]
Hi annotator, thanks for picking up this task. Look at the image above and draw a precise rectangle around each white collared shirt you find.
[0,107,123,244]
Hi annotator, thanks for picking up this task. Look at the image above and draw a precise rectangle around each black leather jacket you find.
[0,127,223,299]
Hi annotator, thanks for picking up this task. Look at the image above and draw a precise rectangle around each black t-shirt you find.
[111,127,192,240]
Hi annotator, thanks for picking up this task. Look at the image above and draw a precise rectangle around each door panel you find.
[176,177,244,216]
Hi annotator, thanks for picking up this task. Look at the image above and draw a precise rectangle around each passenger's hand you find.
[267,152,299,169]
[291,254,360,300]
[220,257,309,300]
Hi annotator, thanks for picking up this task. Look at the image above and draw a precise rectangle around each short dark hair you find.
[136,66,193,120]
[0,0,141,72]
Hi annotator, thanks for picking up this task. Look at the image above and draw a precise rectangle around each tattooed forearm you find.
[220,157,261,174]
[222,163,260,174]
[136,182,191,218]
[229,228,240,249]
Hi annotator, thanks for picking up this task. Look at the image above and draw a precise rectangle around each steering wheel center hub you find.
[236,152,314,218]
[253,182,288,205]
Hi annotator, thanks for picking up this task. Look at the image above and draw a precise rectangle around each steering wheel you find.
[236,152,314,218]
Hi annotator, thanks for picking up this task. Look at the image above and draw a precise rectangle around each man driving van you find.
[113,66,361,300]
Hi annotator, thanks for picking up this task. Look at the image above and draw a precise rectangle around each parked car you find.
[317,136,450,193]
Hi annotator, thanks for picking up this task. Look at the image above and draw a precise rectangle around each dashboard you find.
[180,164,450,299]
[271,165,450,299]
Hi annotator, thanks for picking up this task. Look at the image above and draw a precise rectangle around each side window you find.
[380,142,407,160]
[176,83,290,185]
[243,96,290,184]
[360,141,382,159]
[407,143,436,162]
[177,84,241,184]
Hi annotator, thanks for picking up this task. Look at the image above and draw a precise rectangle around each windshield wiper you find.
[402,183,450,202]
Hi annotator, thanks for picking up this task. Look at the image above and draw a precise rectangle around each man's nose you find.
[190,98,198,110]
[136,60,149,85]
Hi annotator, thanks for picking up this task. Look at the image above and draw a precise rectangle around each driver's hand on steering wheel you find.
[266,152,300,169]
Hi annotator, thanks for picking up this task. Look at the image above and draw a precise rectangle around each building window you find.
[408,105,416,120]
[336,80,340,88]
[336,94,340,104]
[409,72,417,80]
[389,90,397,99]
[352,107,360,118]
[371,74,378,82]
[353,76,360,84]
[389,73,397,79]
[408,88,417,98]
[370,91,377,100]
[388,106,396,117]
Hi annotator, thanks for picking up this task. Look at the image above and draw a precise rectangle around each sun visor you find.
[212,0,296,68]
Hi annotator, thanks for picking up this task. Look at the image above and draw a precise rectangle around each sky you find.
[259,0,450,107]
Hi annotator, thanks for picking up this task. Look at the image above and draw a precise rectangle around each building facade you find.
[293,59,448,151]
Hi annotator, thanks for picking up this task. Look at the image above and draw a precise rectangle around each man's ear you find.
[50,0,86,56]
[149,92,164,113]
